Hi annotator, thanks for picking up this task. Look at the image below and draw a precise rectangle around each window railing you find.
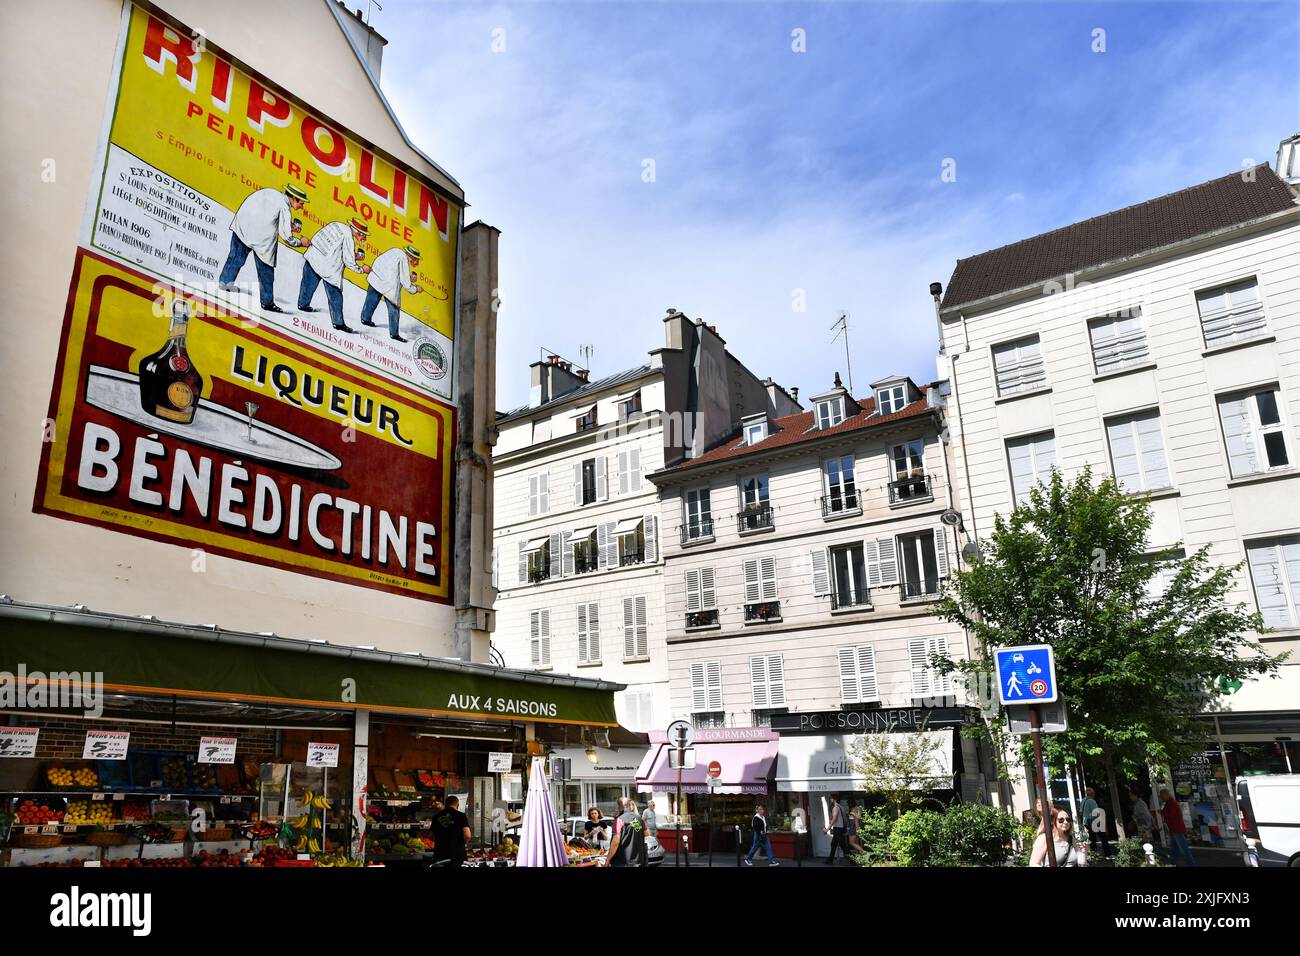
[899,579,942,602]
[751,708,788,727]
[744,601,781,622]
[889,474,933,503]
[686,609,719,628]
[573,553,598,575]
[681,518,714,544]
[618,547,645,568]
[737,505,774,533]
[821,490,860,516]
[692,712,726,729]
[528,566,551,584]
[831,587,872,610]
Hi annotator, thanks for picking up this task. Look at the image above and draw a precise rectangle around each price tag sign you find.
[41,824,58,834]
[306,742,340,768]
[487,752,513,774]
[23,826,37,835]
[91,793,106,802]
[0,727,39,758]
[112,793,125,802]
[198,736,237,764]
[62,825,77,834]
[83,730,130,760]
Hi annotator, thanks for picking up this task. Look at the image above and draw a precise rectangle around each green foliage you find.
[934,466,1285,779]
[936,803,1018,866]
[849,810,894,866]
[849,731,946,818]
[887,810,943,867]
[1015,821,1039,867]
[1115,837,1153,868]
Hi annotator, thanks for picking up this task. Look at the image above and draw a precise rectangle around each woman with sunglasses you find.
[1030,806,1088,867]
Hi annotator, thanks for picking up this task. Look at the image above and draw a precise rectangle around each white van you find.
[1236,775,1300,867]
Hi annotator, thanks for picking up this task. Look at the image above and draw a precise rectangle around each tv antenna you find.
[577,344,594,369]
[829,313,854,393]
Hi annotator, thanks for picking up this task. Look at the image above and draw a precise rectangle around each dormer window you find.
[741,413,769,446]
[616,390,642,420]
[877,384,908,415]
[575,405,597,432]
[816,398,844,429]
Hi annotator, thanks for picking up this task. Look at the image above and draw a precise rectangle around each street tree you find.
[848,728,946,819]
[933,466,1285,836]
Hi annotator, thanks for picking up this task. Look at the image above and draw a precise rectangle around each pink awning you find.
[635,740,776,795]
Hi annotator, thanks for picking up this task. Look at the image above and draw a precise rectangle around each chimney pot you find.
[929,281,943,298]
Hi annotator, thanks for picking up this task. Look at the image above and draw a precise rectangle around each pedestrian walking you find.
[1080,786,1108,857]
[1158,788,1197,867]
[825,795,848,864]
[641,799,658,837]
[1030,806,1088,867]
[429,794,472,866]
[1128,784,1155,845]
[744,804,778,866]
[219,184,308,312]
[606,797,646,868]
[846,803,865,859]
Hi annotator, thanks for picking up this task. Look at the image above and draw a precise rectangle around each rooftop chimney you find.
[528,351,588,407]
[335,1,389,79]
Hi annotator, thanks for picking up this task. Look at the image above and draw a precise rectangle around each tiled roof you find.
[942,165,1298,311]
[498,364,654,422]
[659,389,932,477]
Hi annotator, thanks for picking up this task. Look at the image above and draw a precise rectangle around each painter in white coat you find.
[298,217,369,331]
[218,184,307,312]
[360,245,423,341]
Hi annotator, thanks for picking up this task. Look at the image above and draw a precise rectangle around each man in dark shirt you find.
[430,795,472,865]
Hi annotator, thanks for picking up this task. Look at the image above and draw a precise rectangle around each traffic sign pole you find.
[1030,705,1056,869]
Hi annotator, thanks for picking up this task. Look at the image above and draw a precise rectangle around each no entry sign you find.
[707,760,722,779]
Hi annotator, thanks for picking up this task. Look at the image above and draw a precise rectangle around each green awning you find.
[0,616,618,727]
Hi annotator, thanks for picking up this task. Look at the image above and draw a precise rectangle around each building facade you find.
[645,373,995,853]
[935,149,1300,831]
[491,312,800,754]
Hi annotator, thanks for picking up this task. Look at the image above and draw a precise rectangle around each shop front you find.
[546,742,650,826]
[0,603,621,868]
[635,726,777,855]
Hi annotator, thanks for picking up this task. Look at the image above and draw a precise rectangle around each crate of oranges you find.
[44,763,98,790]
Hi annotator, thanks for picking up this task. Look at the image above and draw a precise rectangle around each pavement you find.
[657,845,1245,868]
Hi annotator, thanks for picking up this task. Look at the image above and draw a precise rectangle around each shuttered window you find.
[622,595,648,659]
[750,654,786,708]
[1218,389,1290,478]
[1197,278,1267,348]
[577,602,600,663]
[529,610,551,668]
[690,661,723,712]
[617,448,642,495]
[1246,536,1300,629]
[992,336,1046,396]
[1007,432,1056,505]
[527,472,550,515]
[685,568,717,611]
[1106,410,1171,492]
[1088,312,1149,375]
[743,557,778,603]
[862,538,899,588]
[838,645,878,704]
[909,636,950,699]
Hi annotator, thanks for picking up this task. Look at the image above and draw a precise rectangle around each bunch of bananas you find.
[301,790,331,811]
[314,850,362,867]
[292,834,322,853]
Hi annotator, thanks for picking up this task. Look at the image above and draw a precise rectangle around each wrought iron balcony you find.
[889,474,933,504]
[680,518,714,544]
[899,579,943,602]
[830,588,872,610]
[685,609,719,628]
[821,490,860,517]
[744,600,781,622]
[618,547,645,568]
[736,505,774,533]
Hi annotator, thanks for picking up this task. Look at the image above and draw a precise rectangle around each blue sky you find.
[376,1,1300,411]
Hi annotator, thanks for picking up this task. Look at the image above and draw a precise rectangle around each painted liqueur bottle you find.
[139,299,203,424]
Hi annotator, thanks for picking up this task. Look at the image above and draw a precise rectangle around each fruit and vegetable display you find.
[191,764,217,790]
[121,802,151,822]
[15,801,64,825]
[64,800,116,825]
[313,850,363,867]
[193,849,242,867]
[160,755,188,788]
[45,766,97,789]
[367,834,427,856]
[287,789,330,855]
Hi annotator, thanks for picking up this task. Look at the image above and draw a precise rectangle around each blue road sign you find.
[993,644,1058,705]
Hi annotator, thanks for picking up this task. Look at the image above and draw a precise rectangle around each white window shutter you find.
[629,449,642,491]
[539,473,549,513]
[540,611,551,667]
[750,656,769,708]
[644,514,658,563]
[700,567,716,609]
[598,522,616,569]
[635,596,648,656]
[863,539,881,588]
[1219,396,1257,478]
[560,531,574,577]
[876,538,899,586]
[574,461,583,505]
[617,451,629,495]
[838,646,859,703]
[760,556,778,601]
[812,548,831,596]
[691,662,708,711]
[577,603,588,662]
[934,527,950,579]
[706,661,723,710]
[744,559,761,604]
[548,531,562,577]
[767,655,785,706]
[1247,541,1295,629]
[623,597,636,659]
[588,604,601,661]
[929,637,950,694]
[857,645,878,701]
[529,611,540,666]
[686,570,702,612]
[909,638,930,697]
[528,475,539,516]
[596,456,608,501]
[518,539,528,585]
